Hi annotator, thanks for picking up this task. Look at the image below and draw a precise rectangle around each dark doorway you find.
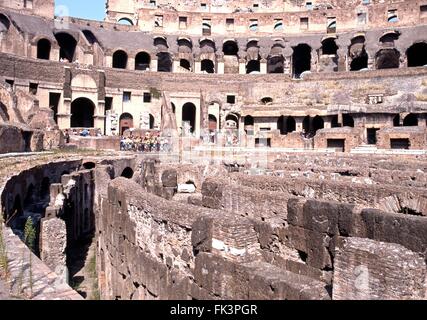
[119,113,133,135]
[182,103,196,133]
[71,98,95,128]
[112,50,128,69]
[180,59,191,71]
[403,114,418,126]
[23,131,32,152]
[343,114,354,127]
[277,116,296,135]
[49,92,60,124]
[121,167,134,179]
[322,38,338,55]
[157,52,172,72]
[376,49,400,69]
[367,128,379,145]
[246,59,260,74]
[407,43,427,67]
[293,44,311,78]
[393,114,401,127]
[201,59,215,73]
[37,39,51,60]
[327,139,345,152]
[391,138,410,149]
[149,114,155,129]
[55,33,77,62]
[135,52,150,70]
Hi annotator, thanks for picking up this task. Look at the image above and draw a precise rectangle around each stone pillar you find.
[40,217,68,284]
[57,98,71,129]
[195,59,201,73]
[239,58,246,74]
[173,58,180,73]
[217,59,225,74]
[295,117,304,132]
[127,57,135,70]
[337,48,347,72]
[151,58,158,72]
[311,48,318,73]
[260,58,267,74]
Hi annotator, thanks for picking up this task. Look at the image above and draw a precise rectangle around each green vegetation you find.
[0,215,8,279]
[87,253,100,300]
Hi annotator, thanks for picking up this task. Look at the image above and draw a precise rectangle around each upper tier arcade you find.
[106,0,427,36]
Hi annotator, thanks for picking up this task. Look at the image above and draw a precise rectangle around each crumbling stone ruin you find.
[0,0,427,301]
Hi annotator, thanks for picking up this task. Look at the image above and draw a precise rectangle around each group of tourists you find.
[120,133,171,152]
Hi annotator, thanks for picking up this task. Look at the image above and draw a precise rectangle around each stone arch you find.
[292,44,311,78]
[71,74,97,89]
[406,42,427,67]
[37,38,51,60]
[321,37,338,55]
[349,36,368,71]
[71,97,95,128]
[0,13,10,32]
[135,51,151,70]
[244,115,254,134]
[55,32,77,62]
[278,116,296,135]
[119,112,134,135]
[182,103,196,134]
[225,113,239,129]
[0,101,9,122]
[121,167,134,179]
[118,17,134,26]
[403,113,418,126]
[199,38,216,61]
[379,32,399,47]
[201,59,215,73]
[268,42,285,74]
[208,114,218,131]
[82,30,97,45]
[376,48,400,69]
[112,50,128,69]
[223,40,239,74]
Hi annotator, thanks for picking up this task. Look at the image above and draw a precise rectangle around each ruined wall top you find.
[0,0,54,18]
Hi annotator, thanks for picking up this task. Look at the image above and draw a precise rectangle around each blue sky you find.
[55,0,106,21]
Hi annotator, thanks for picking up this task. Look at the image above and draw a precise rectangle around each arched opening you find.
[0,101,9,122]
[182,103,196,134]
[180,59,191,71]
[118,18,133,26]
[393,114,400,127]
[223,40,238,56]
[112,50,128,69]
[0,14,10,32]
[121,167,134,179]
[277,116,296,135]
[83,162,96,170]
[313,116,324,132]
[261,97,273,104]
[303,116,324,136]
[157,52,172,72]
[407,43,427,67]
[246,59,260,74]
[293,44,311,78]
[119,113,133,135]
[208,114,217,131]
[403,114,418,126]
[71,98,95,128]
[37,39,51,60]
[225,113,239,129]
[55,32,77,62]
[376,49,400,69]
[82,30,97,45]
[349,36,368,71]
[201,59,215,73]
[149,114,155,129]
[171,103,176,114]
[223,40,239,74]
[135,52,151,70]
[343,114,354,127]
[322,38,338,55]
[380,32,399,47]
[244,115,254,134]
[267,55,284,74]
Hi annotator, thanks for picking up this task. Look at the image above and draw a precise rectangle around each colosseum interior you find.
[0,0,427,301]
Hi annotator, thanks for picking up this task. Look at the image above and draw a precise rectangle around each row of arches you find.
[32,29,427,75]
